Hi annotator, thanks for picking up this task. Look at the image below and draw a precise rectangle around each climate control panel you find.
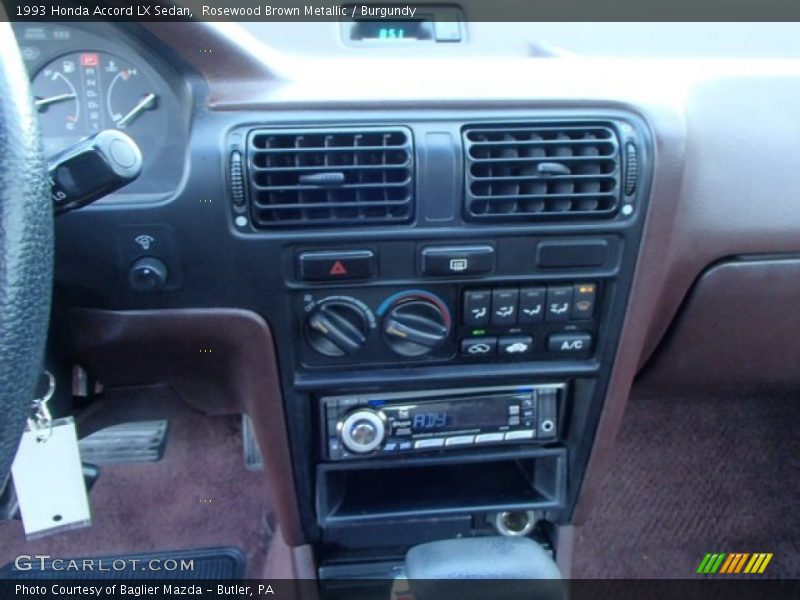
[296,281,603,369]
[459,283,597,360]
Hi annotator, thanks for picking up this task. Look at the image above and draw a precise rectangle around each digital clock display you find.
[350,20,434,41]
[407,397,511,433]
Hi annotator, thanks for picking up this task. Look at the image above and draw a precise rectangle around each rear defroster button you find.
[421,245,495,276]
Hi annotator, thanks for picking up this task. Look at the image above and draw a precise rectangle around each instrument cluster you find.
[13,22,190,199]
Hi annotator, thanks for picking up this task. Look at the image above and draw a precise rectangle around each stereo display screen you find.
[407,395,517,433]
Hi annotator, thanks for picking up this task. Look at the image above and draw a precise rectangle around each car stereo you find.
[321,384,563,460]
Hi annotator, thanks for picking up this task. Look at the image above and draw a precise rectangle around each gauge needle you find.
[115,93,158,128]
[35,93,76,111]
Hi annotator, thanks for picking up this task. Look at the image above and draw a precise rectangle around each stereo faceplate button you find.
[445,435,475,446]
[505,430,535,441]
[415,438,445,449]
[475,433,504,444]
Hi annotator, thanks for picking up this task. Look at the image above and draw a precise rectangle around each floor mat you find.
[574,393,800,578]
[0,386,273,578]
[2,547,245,579]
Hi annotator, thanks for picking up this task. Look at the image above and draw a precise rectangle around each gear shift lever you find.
[404,537,564,600]
[48,129,142,215]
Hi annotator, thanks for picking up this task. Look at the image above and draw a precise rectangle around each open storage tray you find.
[316,447,566,526]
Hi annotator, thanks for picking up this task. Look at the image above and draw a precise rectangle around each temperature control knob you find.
[382,295,451,357]
[339,409,386,454]
[306,299,369,357]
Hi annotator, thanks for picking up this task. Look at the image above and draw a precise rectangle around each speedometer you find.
[32,51,163,157]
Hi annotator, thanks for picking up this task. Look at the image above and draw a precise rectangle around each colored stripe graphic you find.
[697,554,713,574]
[758,554,773,573]
[720,553,739,574]
[711,554,726,573]
[698,553,727,574]
[744,554,759,573]
[722,553,737,574]
[698,552,773,575]
[734,553,750,573]
[719,554,736,573]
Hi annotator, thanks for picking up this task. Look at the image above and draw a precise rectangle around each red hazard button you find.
[297,250,377,282]
[329,260,348,276]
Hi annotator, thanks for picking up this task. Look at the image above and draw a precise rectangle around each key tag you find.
[11,372,92,539]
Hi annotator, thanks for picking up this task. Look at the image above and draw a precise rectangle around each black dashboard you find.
[13,20,656,575]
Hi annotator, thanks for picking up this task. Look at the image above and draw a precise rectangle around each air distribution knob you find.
[306,299,369,357]
[382,294,451,357]
[339,409,386,454]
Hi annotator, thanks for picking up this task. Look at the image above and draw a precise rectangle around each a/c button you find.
[548,332,592,354]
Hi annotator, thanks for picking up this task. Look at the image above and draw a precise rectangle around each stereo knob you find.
[339,409,386,454]
[306,299,369,357]
[383,296,451,357]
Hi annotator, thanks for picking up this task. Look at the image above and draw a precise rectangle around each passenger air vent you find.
[463,122,621,220]
[246,128,414,228]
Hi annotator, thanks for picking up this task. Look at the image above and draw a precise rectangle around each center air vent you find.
[463,122,621,221]
[246,128,414,228]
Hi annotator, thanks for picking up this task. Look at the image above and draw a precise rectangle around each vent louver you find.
[246,128,414,228]
[463,122,621,220]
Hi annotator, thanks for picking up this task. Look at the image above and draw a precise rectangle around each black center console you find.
[236,112,654,577]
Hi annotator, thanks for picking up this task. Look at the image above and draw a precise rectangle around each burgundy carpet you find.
[573,393,800,578]
[0,386,274,578]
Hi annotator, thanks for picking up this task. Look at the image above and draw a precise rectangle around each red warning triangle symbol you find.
[329,260,348,276]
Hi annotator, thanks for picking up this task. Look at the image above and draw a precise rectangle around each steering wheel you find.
[0,25,53,489]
